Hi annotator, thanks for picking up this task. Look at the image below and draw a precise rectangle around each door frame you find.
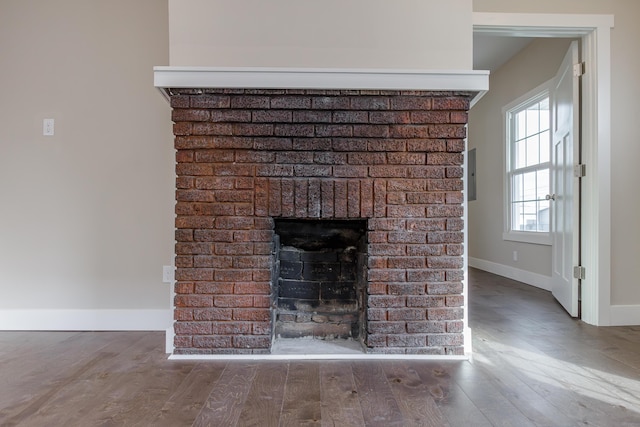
[472,12,614,326]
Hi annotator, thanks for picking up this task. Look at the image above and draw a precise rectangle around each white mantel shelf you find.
[153,67,489,95]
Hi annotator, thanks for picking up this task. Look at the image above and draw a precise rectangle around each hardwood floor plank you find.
[410,362,493,427]
[1,350,123,427]
[193,361,258,427]
[351,361,405,426]
[597,327,640,371]
[488,343,640,426]
[0,331,131,403]
[319,361,366,427]
[469,269,640,426]
[279,361,321,426]
[382,361,449,427]
[91,357,198,425]
[0,331,149,426]
[9,332,166,426]
[236,361,288,427]
[0,331,76,359]
[449,357,537,426]
[151,361,227,426]
[542,346,640,409]
[471,340,576,426]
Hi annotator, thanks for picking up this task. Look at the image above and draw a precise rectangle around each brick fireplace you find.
[166,82,474,356]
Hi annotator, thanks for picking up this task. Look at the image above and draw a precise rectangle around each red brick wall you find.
[170,89,470,355]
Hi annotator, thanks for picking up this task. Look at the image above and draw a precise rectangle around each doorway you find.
[468,13,613,327]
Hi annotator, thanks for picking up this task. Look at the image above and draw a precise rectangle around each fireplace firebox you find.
[272,219,367,346]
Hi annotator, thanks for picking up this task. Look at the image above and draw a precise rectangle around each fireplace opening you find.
[271,219,368,351]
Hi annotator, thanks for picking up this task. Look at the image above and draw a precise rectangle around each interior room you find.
[1,0,639,425]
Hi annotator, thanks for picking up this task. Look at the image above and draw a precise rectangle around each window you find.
[503,83,552,245]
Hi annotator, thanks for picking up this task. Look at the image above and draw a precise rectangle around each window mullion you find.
[512,162,550,175]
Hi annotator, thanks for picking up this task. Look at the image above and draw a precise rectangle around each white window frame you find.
[502,80,553,246]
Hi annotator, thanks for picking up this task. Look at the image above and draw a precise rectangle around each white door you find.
[551,41,581,317]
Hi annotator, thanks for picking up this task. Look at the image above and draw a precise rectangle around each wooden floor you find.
[2,268,640,426]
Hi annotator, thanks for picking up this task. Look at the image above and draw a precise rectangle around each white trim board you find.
[154,67,489,92]
[153,67,489,107]
[610,306,640,326]
[473,13,614,35]
[0,309,172,331]
[165,327,174,354]
[469,257,552,292]
[168,354,469,361]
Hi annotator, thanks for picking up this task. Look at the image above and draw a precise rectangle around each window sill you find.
[502,231,551,246]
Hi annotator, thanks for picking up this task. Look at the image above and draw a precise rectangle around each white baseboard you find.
[610,305,640,326]
[0,309,172,331]
[464,326,473,357]
[469,257,552,291]
[166,327,174,354]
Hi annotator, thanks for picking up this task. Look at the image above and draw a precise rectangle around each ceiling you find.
[473,33,534,72]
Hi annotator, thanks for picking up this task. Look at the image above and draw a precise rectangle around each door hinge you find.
[573,266,586,280]
[573,62,585,77]
[574,164,586,178]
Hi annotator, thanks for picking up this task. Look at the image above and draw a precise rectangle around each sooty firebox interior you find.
[272,219,368,346]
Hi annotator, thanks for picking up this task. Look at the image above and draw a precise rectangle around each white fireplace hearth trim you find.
[168,354,469,361]
[153,67,489,103]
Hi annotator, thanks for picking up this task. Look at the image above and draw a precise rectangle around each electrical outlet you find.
[43,118,54,136]
[513,251,518,262]
[162,265,174,283]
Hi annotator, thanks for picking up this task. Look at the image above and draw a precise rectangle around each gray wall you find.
[0,1,174,321]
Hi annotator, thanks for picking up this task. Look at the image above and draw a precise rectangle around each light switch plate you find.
[43,118,54,136]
